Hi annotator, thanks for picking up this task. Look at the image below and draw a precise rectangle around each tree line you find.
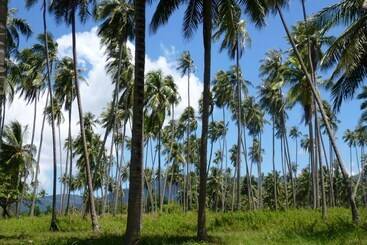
[0,0,366,244]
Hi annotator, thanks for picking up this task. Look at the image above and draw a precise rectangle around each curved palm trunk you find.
[124,0,145,242]
[197,1,211,240]
[277,5,359,223]
[65,104,73,215]
[42,0,58,231]
[30,93,49,216]
[71,9,99,232]
[0,0,6,90]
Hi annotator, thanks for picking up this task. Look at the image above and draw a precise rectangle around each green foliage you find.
[0,209,366,244]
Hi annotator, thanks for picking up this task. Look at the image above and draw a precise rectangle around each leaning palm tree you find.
[259,0,359,223]
[214,3,251,211]
[124,0,145,243]
[49,0,99,231]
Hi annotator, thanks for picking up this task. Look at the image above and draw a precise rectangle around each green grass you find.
[0,208,367,244]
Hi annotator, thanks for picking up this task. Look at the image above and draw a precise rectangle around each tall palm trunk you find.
[276,5,359,223]
[102,133,114,215]
[114,121,127,215]
[158,129,162,211]
[281,136,288,209]
[42,0,58,231]
[30,93,49,216]
[241,125,252,210]
[320,132,335,207]
[236,41,241,211]
[272,118,277,210]
[316,118,327,219]
[124,0,145,242]
[19,97,37,216]
[58,124,63,213]
[71,9,99,232]
[0,0,6,90]
[185,66,191,212]
[197,0,211,240]
[65,104,73,215]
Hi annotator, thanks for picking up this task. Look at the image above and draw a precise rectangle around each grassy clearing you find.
[0,208,366,244]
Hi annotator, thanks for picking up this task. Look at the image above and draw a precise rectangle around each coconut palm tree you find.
[289,126,302,178]
[261,0,359,222]
[177,50,194,211]
[49,0,99,231]
[249,138,264,208]
[151,0,230,237]
[25,0,60,230]
[145,70,177,210]
[343,129,356,175]
[53,57,80,215]
[214,2,251,211]
[124,0,145,242]
[95,0,134,168]
[313,0,367,111]
[0,121,35,217]
[1,7,32,138]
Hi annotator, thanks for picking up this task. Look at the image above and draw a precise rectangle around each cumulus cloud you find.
[6,27,202,194]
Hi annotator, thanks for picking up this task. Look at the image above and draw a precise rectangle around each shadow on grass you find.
[45,234,219,245]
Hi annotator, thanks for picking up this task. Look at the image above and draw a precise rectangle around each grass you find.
[0,208,367,244]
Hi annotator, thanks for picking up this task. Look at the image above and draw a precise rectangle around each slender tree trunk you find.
[114,122,127,215]
[30,93,49,216]
[197,1,211,240]
[281,136,288,209]
[308,117,317,209]
[236,44,242,211]
[41,0,59,231]
[102,134,114,215]
[58,124,63,213]
[272,118,277,210]
[124,0,145,242]
[277,5,359,223]
[316,116,327,219]
[19,98,37,216]
[65,104,73,215]
[158,130,162,211]
[0,0,6,90]
[242,126,252,210]
[71,9,99,232]
[320,131,335,207]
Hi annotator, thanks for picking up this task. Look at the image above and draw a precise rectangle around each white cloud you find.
[5,26,202,194]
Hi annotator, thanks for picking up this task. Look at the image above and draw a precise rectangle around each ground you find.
[0,208,366,244]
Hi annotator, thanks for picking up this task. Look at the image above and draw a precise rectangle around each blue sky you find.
[8,0,363,194]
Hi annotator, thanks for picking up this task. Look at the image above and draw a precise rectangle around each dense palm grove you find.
[1,0,367,244]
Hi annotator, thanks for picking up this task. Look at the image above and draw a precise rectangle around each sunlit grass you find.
[0,208,366,244]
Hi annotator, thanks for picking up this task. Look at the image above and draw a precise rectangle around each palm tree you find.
[249,138,264,208]
[95,0,134,168]
[145,70,177,210]
[53,57,79,215]
[289,127,302,178]
[261,0,359,222]
[124,0,145,243]
[26,33,58,217]
[0,121,35,217]
[1,7,32,138]
[313,0,367,111]
[25,0,60,231]
[343,129,356,175]
[177,50,194,211]
[49,0,99,231]
[214,3,251,211]
[151,0,218,238]
[0,1,6,88]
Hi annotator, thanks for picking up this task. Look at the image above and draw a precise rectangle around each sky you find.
[7,0,363,195]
